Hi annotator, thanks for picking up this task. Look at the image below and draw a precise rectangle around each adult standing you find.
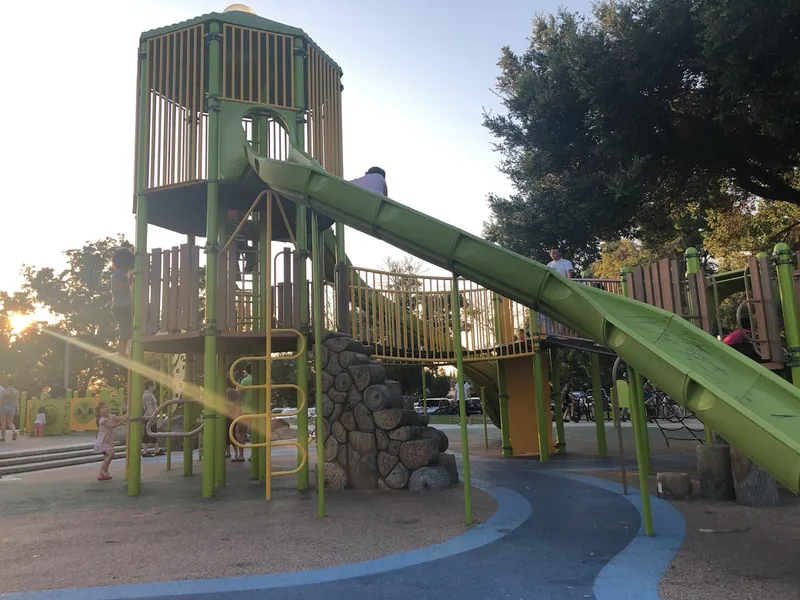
[546,248,574,279]
[0,378,20,441]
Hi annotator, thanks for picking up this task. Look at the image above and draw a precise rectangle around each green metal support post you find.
[549,349,566,453]
[251,213,266,481]
[163,356,171,471]
[774,242,800,388]
[479,386,489,450]
[492,292,512,457]
[529,309,550,461]
[184,351,195,476]
[452,277,473,524]
[627,366,654,536]
[201,20,222,499]
[421,365,428,413]
[631,370,651,477]
[128,41,150,496]
[293,36,310,490]
[591,353,608,457]
[311,212,326,517]
[216,356,227,487]
[685,248,713,444]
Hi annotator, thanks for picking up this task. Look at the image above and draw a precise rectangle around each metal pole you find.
[774,243,800,387]
[421,365,428,413]
[627,366,653,535]
[162,355,172,471]
[631,370,651,477]
[293,36,310,490]
[184,352,195,476]
[530,310,549,461]
[549,349,566,453]
[492,292,512,457]
[479,385,489,450]
[611,357,628,495]
[452,276,473,525]
[127,40,151,497]
[685,248,713,444]
[201,20,222,498]
[591,353,608,457]
[311,212,326,517]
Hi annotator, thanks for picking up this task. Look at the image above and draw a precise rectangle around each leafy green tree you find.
[9,236,134,394]
[703,199,800,269]
[483,0,800,263]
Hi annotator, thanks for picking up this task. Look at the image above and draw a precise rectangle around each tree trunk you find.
[340,411,356,432]
[389,425,422,442]
[384,462,410,489]
[399,438,440,469]
[324,460,347,490]
[363,384,392,411]
[332,421,348,444]
[656,472,692,500]
[348,364,387,391]
[338,350,373,368]
[324,435,340,462]
[378,451,399,477]
[334,372,353,392]
[697,444,735,501]
[325,336,368,353]
[730,446,780,507]
[373,409,417,430]
[354,402,375,432]
[420,426,449,452]
[376,428,389,451]
[409,464,453,491]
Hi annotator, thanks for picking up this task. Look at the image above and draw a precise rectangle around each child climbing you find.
[141,380,163,457]
[111,248,136,356]
[94,401,129,481]
[349,167,388,196]
[225,387,245,462]
[34,407,47,437]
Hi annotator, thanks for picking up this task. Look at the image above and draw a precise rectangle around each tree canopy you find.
[483,0,800,264]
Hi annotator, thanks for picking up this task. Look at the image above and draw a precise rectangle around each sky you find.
[3,0,594,296]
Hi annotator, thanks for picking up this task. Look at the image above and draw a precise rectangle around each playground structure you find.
[122,5,800,531]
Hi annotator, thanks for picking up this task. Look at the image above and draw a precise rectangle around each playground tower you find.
[131,4,346,498]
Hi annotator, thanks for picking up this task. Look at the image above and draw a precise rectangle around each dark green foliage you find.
[484,0,800,263]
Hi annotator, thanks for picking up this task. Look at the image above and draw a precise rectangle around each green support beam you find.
[452,277,473,525]
[774,242,800,388]
[201,20,222,498]
[549,349,566,453]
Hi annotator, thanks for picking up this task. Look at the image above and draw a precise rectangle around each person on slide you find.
[349,167,388,196]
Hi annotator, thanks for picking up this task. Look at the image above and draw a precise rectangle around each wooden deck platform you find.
[139,330,300,355]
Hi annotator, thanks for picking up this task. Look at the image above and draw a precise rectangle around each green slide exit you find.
[244,124,800,494]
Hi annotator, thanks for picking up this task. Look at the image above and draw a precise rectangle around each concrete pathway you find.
[1,450,686,600]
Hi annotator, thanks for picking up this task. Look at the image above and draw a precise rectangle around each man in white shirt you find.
[349,167,388,196]
[547,248,574,279]
[455,379,471,405]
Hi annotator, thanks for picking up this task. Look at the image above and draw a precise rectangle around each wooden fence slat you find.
[149,249,162,334]
[686,273,703,329]
[658,259,674,313]
[178,244,190,330]
[161,250,171,334]
[757,256,783,362]
[694,270,711,333]
[631,266,646,301]
[169,246,180,331]
[625,273,635,298]
[643,264,655,306]
[650,263,664,309]
[748,256,771,359]
[670,260,685,318]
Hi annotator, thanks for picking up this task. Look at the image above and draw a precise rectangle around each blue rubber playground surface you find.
[1,453,686,600]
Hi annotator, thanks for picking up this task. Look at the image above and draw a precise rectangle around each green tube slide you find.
[243,121,800,494]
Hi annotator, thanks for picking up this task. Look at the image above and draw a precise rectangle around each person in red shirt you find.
[723,316,761,361]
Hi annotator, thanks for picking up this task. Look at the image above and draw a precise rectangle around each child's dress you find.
[94,417,115,454]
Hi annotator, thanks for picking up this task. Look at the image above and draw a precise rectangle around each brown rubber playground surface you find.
[0,453,496,594]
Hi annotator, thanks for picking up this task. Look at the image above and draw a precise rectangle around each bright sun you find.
[7,312,37,334]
